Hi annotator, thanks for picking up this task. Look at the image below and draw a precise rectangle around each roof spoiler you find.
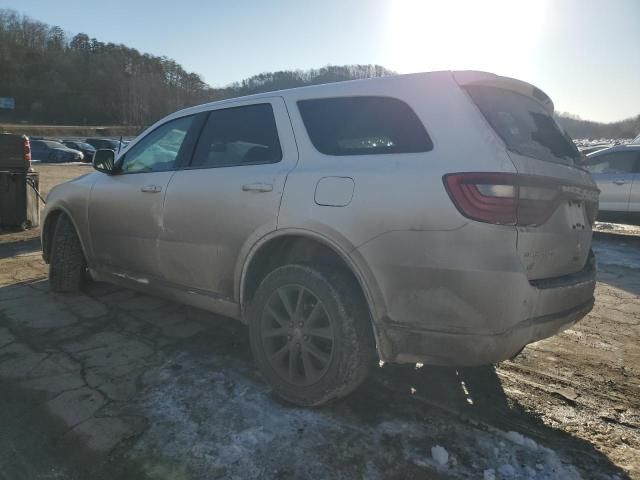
[452,71,554,115]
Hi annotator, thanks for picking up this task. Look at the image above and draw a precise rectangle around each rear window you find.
[465,85,580,165]
[297,96,433,156]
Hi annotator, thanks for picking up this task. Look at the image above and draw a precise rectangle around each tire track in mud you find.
[371,362,629,479]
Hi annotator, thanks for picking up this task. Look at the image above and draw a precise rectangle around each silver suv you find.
[42,71,598,406]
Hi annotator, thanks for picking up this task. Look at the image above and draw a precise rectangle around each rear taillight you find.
[443,172,562,226]
[23,136,31,162]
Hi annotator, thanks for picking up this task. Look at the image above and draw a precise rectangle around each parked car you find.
[85,138,122,151]
[62,140,96,162]
[30,140,83,163]
[584,144,640,223]
[578,144,611,155]
[42,71,598,406]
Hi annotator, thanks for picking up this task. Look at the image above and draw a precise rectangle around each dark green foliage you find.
[220,64,394,98]
[0,9,392,128]
[0,9,220,126]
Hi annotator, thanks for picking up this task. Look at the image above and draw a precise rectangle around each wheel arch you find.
[238,229,386,354]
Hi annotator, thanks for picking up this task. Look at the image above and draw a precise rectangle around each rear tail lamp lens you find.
[443,172,562,226]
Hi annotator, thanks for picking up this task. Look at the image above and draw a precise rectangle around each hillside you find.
[0,9,391,128]
[555,112,639,140]
[1,9,637,139]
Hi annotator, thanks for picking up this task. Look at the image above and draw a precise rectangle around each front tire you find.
[49,215,86,293]
[248,264,376,406]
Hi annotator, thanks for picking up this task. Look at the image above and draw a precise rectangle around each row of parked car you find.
[29,137,129,163]
[576,136,639,156]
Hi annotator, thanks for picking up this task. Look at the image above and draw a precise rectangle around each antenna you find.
[118,135,123,154]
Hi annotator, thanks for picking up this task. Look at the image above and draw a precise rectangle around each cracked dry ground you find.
[0,186,637,478]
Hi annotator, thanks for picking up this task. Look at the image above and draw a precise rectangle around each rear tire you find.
[49,215,86,293]
[248,264,376,406]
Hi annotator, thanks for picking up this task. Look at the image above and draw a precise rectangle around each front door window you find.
[120,115,194,173]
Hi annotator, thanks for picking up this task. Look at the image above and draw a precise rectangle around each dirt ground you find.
[0,165,638,479]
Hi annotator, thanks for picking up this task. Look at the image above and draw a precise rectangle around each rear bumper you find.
[355,224,596,365]
[383,296,593,365]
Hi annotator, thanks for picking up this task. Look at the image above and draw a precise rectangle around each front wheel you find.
[49,215,87,292]
[248,264,376,406]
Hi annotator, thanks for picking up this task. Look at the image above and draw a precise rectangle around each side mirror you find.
[93,149,117,174]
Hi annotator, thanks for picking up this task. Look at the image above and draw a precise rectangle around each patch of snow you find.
[498,463,516,477]
[525,465,537,477]
[377,420,416,436]
[483,468,496,480]
[504,430,539,450]
[430,445,448,467]
[129,355,586,479]
[474,428,583,480]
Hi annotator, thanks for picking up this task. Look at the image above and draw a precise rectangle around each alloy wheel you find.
[260,284,334,386]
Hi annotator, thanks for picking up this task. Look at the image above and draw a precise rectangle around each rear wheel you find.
[248,264,376,406]
[49,215,86,293]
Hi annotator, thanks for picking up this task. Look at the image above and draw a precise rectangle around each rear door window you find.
[297,96,433,156]
[190,103,282,168]
[465,85,580,166]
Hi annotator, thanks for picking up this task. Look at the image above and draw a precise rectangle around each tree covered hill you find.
[0,10,391,127]
[555,112,639,140]
[1,9,637,139]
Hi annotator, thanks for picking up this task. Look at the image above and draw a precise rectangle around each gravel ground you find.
[0,165,638,479]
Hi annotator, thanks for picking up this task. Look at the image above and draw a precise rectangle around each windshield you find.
[633,134,640,144]
[465,85,581,165]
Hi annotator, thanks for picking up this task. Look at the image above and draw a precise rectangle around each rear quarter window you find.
[297,96,433,156]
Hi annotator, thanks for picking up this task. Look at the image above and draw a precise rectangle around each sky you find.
[4,0,639,122]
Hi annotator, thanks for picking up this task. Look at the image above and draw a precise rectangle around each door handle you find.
[140,184,162,193]
[613,180,627,185]
[242,182,273,192]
